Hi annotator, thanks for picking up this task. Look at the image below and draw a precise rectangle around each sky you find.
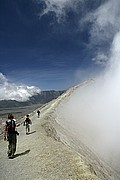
[0,0,118,101]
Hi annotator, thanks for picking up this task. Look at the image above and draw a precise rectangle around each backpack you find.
[25,118,32,125]
[6,120,16,134]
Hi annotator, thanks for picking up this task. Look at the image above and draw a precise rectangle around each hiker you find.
[4,113,19,159]
[37,110,40,118]
[24,114,32,135]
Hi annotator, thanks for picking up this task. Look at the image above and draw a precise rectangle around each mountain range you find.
[0,90,65,108]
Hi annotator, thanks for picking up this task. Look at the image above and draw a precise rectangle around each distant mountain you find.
[0,90,65,108]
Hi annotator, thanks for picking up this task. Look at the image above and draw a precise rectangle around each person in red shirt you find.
[4,113,19,158]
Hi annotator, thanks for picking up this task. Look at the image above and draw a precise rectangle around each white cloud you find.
[89,0,120,48]
[0,73,41,101]
[0,73,7,82]
[92,53,108,65]
[94,0,120,30]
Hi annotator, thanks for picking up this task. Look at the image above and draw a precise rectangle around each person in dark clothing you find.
[37,110,40,118]
[4,113,19,159]
[24,114,32,135]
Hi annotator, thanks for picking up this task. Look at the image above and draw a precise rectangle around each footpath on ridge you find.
[0,83,119,180]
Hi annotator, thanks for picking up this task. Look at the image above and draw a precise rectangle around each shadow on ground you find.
[14,149,30,158]
[27,131,36,135]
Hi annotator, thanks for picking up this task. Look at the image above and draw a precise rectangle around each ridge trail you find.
[0,83,119,180]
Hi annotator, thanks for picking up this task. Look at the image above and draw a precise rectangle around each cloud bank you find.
[0,73,41,101]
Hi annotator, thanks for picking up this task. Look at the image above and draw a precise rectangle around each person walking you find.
[4,113,19,159]
[37,110,40,118]
[24,114,32,135]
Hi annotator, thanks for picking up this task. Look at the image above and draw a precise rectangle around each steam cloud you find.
[0,73,41,101]
[52,0,120,171]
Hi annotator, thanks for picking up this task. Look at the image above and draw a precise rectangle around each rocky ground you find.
[0,84,120,180]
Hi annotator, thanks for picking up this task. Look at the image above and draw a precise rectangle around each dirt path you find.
[0,98,100,180]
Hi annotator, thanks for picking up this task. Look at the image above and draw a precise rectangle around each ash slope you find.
[0,79,120,180]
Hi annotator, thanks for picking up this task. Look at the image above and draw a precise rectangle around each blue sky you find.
[0,0,118,100]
